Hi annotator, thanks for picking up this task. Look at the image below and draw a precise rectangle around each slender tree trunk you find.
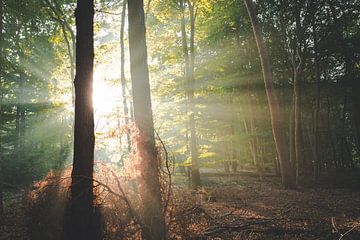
[120,0,131,152]
[312,24,321,178]
[229,90,238,173]
[15,63,25,157]
[180,2,191,183]
[188,1,200,188]
[64,1,98,239]
[44,0,76,105]
[340,95,347,168]
[289,101,295,169]
[181,0,200,188]
[0,0,4,216]
[326,96,337,169]
[247,81,262,178]
[292,59,303,182]
[127,0,166,239]
[244,0,296,189]
[60,22,75,105]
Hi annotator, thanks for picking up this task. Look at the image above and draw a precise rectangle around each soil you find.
[170,171,360,240]
[1,171,359,240]
[0,191,28,240]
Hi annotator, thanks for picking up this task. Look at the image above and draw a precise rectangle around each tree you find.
[64,0,98,239]
[179,0,201,188]
[120,0,131,152]
[0,0,4,216]
[43,0,76,105]
[127,0,166,239]
[244,0,296,189]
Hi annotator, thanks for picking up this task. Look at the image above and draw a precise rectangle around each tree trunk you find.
[120,0,131,152]
[181,0,200,189]
[0,0,4,216]
[312,23,321,178]
[326,95,337,169]
[15,61,25,158]
[64,1,98,239]
[188,1,201,189]
[292,59,303,183]
[44,0,76,105]
[244,0,296,189]
[127,0,166,239]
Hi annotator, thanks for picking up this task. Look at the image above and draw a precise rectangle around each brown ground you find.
[1,171,359,240]
[170,172,360,240]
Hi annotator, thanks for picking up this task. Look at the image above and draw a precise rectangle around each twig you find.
[331,217,357,240]
[219,210,235,218]
[95,9,121,15]
[155,130,173,215]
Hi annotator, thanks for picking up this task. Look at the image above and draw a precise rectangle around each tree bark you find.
[244,0,296,189]
[127,0,166,239]
[0,0,4,216]
[64,1,98,239]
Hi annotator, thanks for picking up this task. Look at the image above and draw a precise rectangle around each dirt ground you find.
[1,171,359,240]
[0,191,28,240]
[170,172,360,239]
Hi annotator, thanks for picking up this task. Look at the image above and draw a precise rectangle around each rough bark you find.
[63,1,98,239]
[244,0,296,189]
[0,0,3,215]
[127,0,166,239]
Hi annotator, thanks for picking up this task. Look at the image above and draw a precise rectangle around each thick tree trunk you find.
[244,0,296,189]
[127,0,166,239]
[64,1,98,239]
[120,0,131,152]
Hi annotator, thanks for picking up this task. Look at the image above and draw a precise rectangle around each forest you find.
[0,0,359,239]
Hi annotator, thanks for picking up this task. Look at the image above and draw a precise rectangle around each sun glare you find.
[93,71,120,117]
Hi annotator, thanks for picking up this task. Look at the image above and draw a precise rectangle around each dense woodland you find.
[0,0,359,239]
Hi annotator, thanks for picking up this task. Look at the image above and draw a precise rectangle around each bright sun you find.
[93,71,120,117]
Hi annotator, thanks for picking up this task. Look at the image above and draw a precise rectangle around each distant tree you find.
[120,0,131,152]
[43,0,76,105]
[179,0,201,189]
[244,0,296,189]
[127,0,166,239]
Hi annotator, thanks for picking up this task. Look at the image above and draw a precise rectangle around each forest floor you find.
[170,170,360,240]
[0,170,360,240]
[0,191,28,240]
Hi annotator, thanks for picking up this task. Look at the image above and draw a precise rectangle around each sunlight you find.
[93,70,120,117]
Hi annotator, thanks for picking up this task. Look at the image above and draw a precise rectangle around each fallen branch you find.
[204,224,252,236]
[331,217,358,240]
